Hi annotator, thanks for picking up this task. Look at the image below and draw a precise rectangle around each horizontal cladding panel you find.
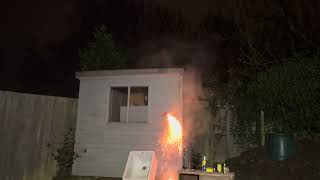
[75,140,160,150]
[104,129,162,136]
[105,123,163,131]
[102,144,159,151]
[103,135,161,144]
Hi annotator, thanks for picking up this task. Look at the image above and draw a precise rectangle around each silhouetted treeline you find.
[2,0,319,97]
[83,0,320,79]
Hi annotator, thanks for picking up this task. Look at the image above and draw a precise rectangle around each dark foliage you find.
[234,52,320,149]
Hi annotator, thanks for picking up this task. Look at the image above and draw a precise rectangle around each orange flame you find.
[166,113,182,148]
[160,113,183,180]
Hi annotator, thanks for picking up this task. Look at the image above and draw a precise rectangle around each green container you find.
[266,133,297,161]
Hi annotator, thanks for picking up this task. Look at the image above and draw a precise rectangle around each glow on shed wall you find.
[73,69,183,178]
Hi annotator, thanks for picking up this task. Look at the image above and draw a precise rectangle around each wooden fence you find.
[0,91,77,180]
[184,101,241,167]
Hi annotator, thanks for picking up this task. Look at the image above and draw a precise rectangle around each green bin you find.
[266,133,297,161]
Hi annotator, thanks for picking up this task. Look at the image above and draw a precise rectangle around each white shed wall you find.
[73,73,183,178]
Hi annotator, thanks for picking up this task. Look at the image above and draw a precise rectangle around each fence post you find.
[260,110,265,146]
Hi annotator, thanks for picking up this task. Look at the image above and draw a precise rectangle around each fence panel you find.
[0,91,77,180]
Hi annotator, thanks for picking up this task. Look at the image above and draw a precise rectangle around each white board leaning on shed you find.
[72,68,184,178]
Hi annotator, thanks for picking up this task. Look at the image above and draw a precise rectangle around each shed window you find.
[109,87,148,123]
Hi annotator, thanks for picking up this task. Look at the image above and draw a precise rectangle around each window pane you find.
[109,87,128,122]
[130,87,148,106]
[129,87,148,123]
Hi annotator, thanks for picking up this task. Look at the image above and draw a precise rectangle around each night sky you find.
[1,0,319,97]
[1,0,84,97]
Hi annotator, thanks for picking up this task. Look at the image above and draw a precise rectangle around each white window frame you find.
[108,86,149,123]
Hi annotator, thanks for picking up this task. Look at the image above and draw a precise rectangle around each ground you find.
[53,177,121,180]
[55,141,320,180]
[227,140,320,180]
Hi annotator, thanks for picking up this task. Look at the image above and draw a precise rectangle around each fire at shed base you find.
[159,113,183,180]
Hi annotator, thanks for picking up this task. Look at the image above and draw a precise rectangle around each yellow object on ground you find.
[202,157,207,167]
[217,164,222,173]
[206,167,214,172]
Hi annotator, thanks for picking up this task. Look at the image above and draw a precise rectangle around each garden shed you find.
[72,68,183,178]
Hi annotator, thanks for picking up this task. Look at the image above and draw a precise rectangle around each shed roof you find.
[76,68,184,79]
